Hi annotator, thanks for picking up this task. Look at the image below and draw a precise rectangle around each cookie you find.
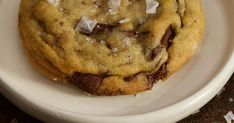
[19,0,204,96]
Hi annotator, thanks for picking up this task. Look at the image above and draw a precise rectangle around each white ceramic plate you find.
[0,0,234,123]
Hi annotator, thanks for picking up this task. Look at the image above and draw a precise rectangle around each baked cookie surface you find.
[19,0,204,95]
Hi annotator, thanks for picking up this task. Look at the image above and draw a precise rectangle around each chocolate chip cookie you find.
[19,0,205,96]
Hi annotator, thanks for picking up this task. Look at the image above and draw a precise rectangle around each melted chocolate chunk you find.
[161,26,176,48]
[123,63,167,88]
[124,63,167,87]
[67,72,104,94]
[147,64,167,84]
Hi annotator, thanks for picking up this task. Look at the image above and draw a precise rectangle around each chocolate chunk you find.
[67,72,104,94]
[161,26,176,48]
[147,63,167,84]
[124,63,167,88]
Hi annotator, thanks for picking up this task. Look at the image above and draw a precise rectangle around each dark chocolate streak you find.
[161,26,176,48]
[146,63,167,86]
[92,23,118,34]
[67,26,175,94]
[80,23,118,35]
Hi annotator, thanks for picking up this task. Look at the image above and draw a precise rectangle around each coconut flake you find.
[47,0,60,6]
[224,111,234,123]
[75,16,97,34]
[108,0,121,15]
[119,18,131,24]
[146,0,159,14]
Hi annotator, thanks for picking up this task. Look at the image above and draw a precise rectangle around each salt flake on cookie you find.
[146,0,159,14]
[47,0,60,6]
[108,0,121,15]
[75,16,97,34]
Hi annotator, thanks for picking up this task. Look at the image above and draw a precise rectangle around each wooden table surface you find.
[0,73,233,123]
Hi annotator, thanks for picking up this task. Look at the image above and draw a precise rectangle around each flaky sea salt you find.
[75,16,97,34]
[146,0,159,14]
[100,40,106,45]
[112,48,118,53]
[224,111,234,123]
[108,0,121,15]
[85,37,94,43]
[85,37,91,41]
[119,18,131,24]
[47,0,60,6]
[122,38,132,47]
[95,0,102,8]
[139,18,146,24]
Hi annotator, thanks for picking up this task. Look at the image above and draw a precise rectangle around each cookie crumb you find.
[47,0,60,6]
[108,0,121,15]
[146,0,159,14]
[229,98,234,103]
[134,94,139,98]
[224,111,234,123]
